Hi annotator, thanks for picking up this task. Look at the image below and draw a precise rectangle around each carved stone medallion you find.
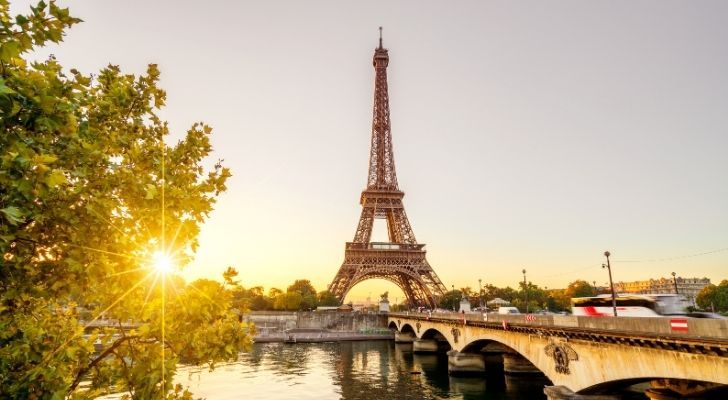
[544,342,578,374]
[451,328,460,343]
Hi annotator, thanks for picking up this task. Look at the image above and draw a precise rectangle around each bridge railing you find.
[389,311,728,340]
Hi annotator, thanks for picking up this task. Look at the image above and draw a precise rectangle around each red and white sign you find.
[525,314,536,322]
[670,318,689,332]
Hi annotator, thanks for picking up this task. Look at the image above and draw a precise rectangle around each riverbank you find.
[254,329,393,343]
[245,311,392,343]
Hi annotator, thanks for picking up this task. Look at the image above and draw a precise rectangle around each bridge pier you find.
[413,338,439,353]
[479,341,508,373]
[447,350,485,376]
[394,331,416,343]
[544,386,619,400]
[502,352,541,374]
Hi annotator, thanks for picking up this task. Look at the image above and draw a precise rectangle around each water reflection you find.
[176,341,548,400]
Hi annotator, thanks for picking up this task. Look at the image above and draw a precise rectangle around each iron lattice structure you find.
[328,31,447,308]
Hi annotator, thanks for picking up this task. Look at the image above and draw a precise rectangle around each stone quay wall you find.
[244,311,389,335]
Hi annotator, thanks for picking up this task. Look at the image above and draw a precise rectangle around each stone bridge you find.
[388,312,728,399]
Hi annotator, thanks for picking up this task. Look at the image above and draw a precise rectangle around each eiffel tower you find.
[328,29,447,308]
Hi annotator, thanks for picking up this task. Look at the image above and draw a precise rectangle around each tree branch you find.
[68,334,137,393]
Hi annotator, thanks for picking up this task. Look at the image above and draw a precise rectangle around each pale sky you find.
[14,0,728,302]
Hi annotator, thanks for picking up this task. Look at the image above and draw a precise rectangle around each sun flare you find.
[152,250,173,274]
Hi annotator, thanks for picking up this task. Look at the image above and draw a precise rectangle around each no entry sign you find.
[670,318,689,332]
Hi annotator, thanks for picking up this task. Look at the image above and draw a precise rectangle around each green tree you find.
[287,279,317,310]
[317,290,340,307]
[274,292,303,311]
[0,2,249,398]
[696,281,728,312]
[565,280,597,299]
[231,285,272,311]
[268,287,283,298]
[439,290,462,311]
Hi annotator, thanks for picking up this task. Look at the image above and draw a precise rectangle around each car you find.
[498,307,520,315]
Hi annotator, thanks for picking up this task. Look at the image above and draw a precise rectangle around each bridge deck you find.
[390,312,728,353]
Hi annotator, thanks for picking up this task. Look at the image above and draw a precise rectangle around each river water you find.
[176,341,550,399]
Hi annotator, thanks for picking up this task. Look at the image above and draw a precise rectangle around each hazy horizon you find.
[13,0,728,302]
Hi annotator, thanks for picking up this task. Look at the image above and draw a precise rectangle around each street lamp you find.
[451,284,455,311]
[478,278,483,309]
[522,269,528,314]
[593,280,597,294]
[602,251,617,317]
[671,272,679,294]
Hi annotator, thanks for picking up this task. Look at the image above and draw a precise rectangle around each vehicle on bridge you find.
[571,293,689,317]
[497,306,520,315]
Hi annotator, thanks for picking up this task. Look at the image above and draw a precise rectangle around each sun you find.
[152,250,173,274]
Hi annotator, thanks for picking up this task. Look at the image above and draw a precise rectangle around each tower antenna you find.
[378,26,383,49]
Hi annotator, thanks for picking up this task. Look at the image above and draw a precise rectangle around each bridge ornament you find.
[397,319,401,328]
[544,342,578,375]
[450,328,460,344]
[415,322,421,333]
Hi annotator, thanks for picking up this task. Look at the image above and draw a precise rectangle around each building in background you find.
[613,277,711,306]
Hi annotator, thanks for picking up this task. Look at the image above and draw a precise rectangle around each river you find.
[176,341,551,399]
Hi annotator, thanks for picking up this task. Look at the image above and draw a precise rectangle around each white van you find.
[498,307,520,315]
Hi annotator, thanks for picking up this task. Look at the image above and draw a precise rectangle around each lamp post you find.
[522,269,528,314]
[593,280,597,294]
[671,272,679,294]
[602,251,617,317]
[478,278,483,309]
[451,284,456,312]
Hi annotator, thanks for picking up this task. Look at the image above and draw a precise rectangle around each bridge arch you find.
[461,338,516,354]
[579,377,728,397]
[460,336,549,377]
[420,327,448,341]
[400,323,416,335]
[418,327,453,352]
[387,321,398,330]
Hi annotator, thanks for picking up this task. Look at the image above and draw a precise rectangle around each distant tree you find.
[459,287,474,297]
[439,290,462,311]
[696,281,728,312]
[513,281,548,312]
[287,279,317,310]
[274,292,303,311]
[548,289,570,311]
[484,284,518,303]
[317,290,340,307]
[249,294,272,311]
[287,279,317,297]
[696,285,716,310]
[565,280,597,299]
[222,266,240,287]
[380,291,389,301]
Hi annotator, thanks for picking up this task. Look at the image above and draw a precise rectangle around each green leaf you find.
[144,183,157,199]
[1,206,25,225]
[0,78,16,95]
[0,41,20,62]
[34,154,58,165]
[45,169,67,187]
